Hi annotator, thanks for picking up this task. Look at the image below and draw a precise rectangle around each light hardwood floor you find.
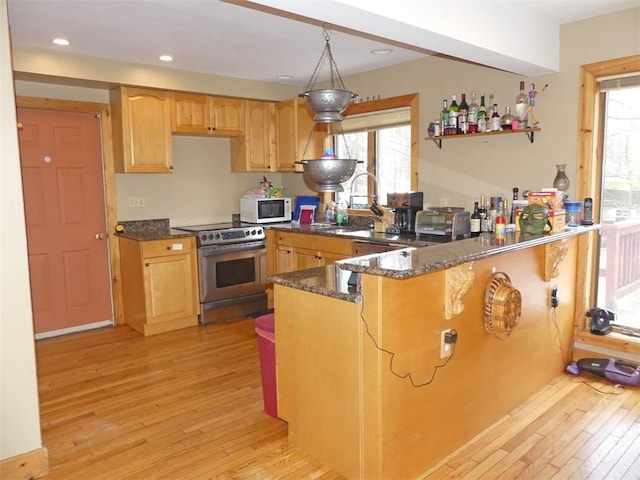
[36,319,640,479]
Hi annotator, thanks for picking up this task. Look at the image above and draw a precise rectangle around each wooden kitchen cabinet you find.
[230,100,276,172]
[275,98,326,172]
[266,229,352,308]
[110,86,173,173]
[171,92,245,136]
[119,236,199,336]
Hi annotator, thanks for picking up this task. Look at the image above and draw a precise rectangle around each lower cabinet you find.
[119,236,199,336]
[266,230,352,307]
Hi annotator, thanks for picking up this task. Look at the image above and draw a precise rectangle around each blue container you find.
[565,201,583,226]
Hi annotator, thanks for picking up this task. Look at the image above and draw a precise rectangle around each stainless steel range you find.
[174,222,267,325]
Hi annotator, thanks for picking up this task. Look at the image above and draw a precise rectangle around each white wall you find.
[0,0,43,461]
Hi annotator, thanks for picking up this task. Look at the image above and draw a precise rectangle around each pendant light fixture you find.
[296,24,361,193]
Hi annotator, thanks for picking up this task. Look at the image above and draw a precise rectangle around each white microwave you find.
[240,197,292,224]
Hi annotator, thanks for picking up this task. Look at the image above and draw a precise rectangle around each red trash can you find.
[255,313,278,418]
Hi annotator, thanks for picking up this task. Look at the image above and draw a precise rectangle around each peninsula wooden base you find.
[274,238,579,479]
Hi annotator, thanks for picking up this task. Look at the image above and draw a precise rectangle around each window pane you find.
[336,131,369,207]
[377,126,411,200]
[335,125,411,207]
[597,86,640,330]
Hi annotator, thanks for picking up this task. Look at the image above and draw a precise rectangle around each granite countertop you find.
[268,225,601,302]
[266,222,456,247]
[115,219,195,242]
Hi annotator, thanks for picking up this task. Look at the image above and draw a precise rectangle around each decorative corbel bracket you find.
[445,262,475,320]
[545,239,568,281]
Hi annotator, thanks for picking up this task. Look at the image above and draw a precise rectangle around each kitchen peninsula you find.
[269,226,599,479]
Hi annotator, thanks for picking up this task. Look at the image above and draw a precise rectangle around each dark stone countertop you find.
[268,225,601,302]
[115,219,195,242]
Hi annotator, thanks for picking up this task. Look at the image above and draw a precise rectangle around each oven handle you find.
[199,242,266,256]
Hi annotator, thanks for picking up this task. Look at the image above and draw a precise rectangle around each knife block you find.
[374,210,395,232]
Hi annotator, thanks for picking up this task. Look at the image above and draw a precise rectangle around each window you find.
[576,55,640,353]
[596,80,640,330]
[329,94,418,208]
[334,122,411,207]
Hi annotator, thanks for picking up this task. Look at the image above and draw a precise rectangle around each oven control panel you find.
[199,226,264,246]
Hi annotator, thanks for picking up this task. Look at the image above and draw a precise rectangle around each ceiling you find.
[7,0,640,88]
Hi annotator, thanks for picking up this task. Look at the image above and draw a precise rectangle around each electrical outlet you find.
[128,196,146,208]
[440,329,453,358]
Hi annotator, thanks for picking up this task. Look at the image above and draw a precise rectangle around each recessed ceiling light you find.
[371,48,393,55]
[276,75,294,79]
[52,38,69,46]
[159,55,173,62]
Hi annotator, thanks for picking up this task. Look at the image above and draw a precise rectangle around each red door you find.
[17,108,113,335]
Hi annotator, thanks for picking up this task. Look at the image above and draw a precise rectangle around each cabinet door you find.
[143,252,197,325]
[275,98,325,172]
[211,97,245,136]
[294,247,325,269]
[321,251,350,265]
[276,245,296,273]
[171,92,210,134]
[230,100,275,172]
[111,87,173,173]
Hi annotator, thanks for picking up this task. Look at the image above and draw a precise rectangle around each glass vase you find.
[553,164,570,197]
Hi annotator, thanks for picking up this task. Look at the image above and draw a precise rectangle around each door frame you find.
[16,96,125,326]
[575,55,640,356]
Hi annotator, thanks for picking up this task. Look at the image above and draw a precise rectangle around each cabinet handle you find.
[145,263,149,267]
[166,246,171,250]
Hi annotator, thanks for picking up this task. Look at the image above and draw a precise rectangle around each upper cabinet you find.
[171,93,245,136]
[275,98,326,172]
[230,100,276,172]
[110,87,173,173]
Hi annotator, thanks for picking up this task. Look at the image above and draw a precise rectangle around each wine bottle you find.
[440,99,450,135]
[448,95,459,135]
[490,104,501,132]
[477,94,487,133]
[470,201,481,237]
[515,81,528,125]
[494,200,506,239]
[458,93,469,134]
[468,91,479,134]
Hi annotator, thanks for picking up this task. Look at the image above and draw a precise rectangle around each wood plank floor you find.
[36,319,640,479]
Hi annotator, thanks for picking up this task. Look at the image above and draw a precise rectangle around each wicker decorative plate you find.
[484,272,522,339]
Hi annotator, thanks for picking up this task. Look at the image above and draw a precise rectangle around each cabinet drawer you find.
[274,231,294,246]
[293,233,352,256]
[142,237,195,258]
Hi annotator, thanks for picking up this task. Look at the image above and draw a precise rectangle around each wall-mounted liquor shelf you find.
[427,127,540,149]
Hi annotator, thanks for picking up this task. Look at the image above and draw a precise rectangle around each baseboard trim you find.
[35,320,113,340]
[0,447,49,479]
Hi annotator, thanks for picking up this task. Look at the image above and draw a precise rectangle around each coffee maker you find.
[386,192,424,233]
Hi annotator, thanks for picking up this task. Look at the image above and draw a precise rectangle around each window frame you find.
[338,93,419,211]
[575,54,640,354]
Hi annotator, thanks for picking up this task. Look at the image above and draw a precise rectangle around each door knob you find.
[95,233,105,240]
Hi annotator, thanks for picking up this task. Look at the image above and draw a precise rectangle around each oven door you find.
[198,243,266,303]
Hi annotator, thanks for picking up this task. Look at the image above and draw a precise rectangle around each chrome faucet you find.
[349,172,380,208]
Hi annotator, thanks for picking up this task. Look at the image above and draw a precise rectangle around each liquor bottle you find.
[500,106,515,130]
[494,200,506,239]
[479,194,489,232]
[448,95,459,135]
[458,93,469,134]
[470,201,481,237]
[440,99,450,135]
[510,187,519,223]
[477,94,487,133]
[468,91,479,133]
[490,104,501,132]
[515,81,528,125]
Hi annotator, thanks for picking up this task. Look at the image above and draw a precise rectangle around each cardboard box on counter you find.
[526,190,564,211]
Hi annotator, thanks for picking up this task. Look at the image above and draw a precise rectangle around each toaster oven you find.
[415,208,471,239]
